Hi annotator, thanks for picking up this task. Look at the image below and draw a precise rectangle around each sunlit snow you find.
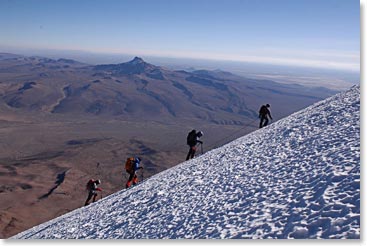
[12,86,360,239]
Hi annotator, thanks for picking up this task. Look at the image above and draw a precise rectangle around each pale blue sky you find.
[0,0,360,71]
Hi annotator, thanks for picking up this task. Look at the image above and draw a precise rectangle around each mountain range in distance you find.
[0,52,338,125]
[0,52,341,238]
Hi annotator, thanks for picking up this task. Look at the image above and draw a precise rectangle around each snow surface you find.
[12,86,360,239]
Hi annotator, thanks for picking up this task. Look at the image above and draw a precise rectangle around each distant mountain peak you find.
[94,56,158,75]
[129,57,145,65]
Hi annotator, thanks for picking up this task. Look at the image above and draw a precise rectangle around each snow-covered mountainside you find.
[12,86,360,239]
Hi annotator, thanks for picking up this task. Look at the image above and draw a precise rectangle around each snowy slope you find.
[12,86,360,239]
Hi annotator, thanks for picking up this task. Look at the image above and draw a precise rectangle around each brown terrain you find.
[0,53,337,238]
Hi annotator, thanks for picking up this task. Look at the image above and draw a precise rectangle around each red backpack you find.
[125,157,135,172]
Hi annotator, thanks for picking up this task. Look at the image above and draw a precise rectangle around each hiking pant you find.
[84,190,98,206]
[259,115,269,128]
[126,171,138,188]
[186,145,197,160]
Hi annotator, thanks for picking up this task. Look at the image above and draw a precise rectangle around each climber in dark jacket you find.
[259,104,272,128]
[186,130,203,160]
[84,179,102,206]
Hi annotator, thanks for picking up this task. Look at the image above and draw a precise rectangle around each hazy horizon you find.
[0,47,359,90]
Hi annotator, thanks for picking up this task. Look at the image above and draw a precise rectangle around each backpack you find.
[125,157,135,172]
[259,105,268,116]
[187,130,196,146]
[86,179,94,190]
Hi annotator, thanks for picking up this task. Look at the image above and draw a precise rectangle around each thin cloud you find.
[134,49,360,72]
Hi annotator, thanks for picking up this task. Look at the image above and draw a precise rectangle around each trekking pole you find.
[96,162,100,176]
[97,162,102,199]
[200,143,203,155]
[141,168,144,182]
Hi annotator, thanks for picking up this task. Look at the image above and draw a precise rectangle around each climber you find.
[186,130,203,160]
